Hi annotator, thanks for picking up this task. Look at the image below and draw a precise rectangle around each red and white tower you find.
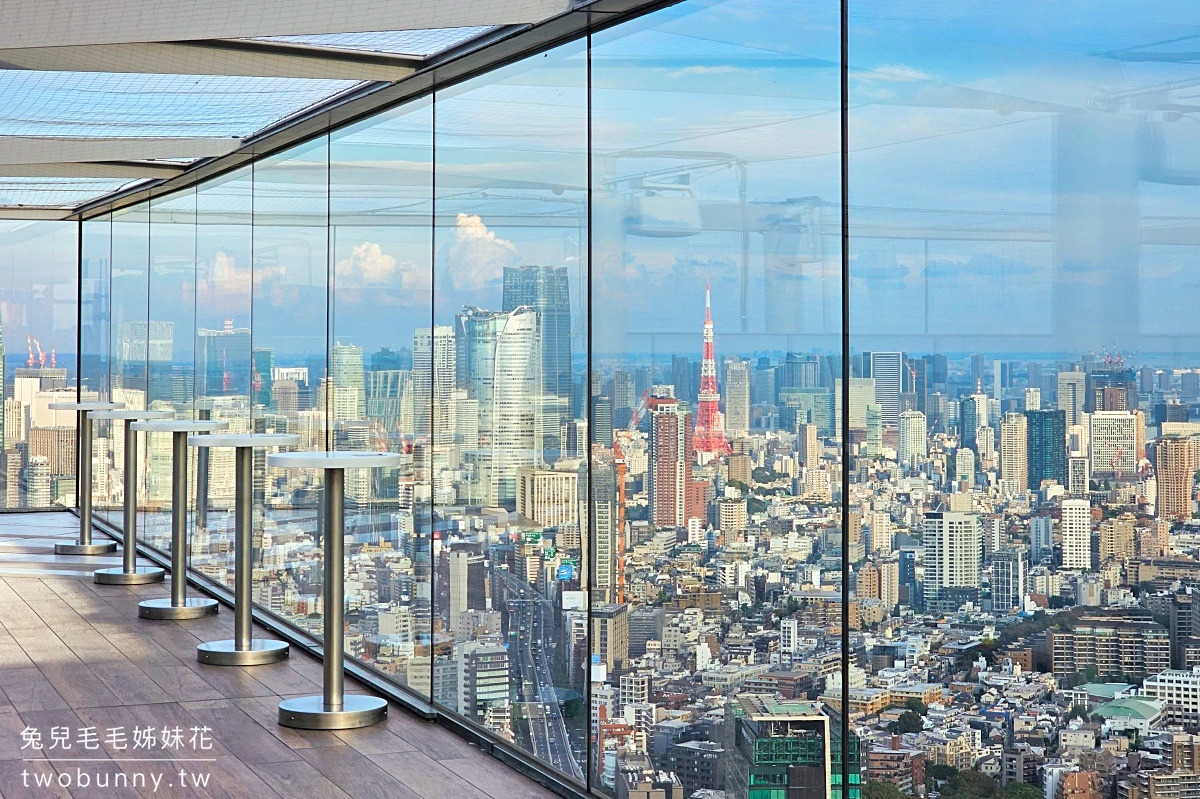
[693,283,731,456]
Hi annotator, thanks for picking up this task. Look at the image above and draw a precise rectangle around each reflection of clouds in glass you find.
[443,213,519,291]
[336,241,428,306]
[196,250,250,313]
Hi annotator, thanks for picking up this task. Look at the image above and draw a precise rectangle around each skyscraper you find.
[251,347,275,409]
[897,409,927,468]
[329,342,365,419]
[693,285,730,456]
[1026,409,1067,490]
[197,319,251,398]
[1156,435,1195,520]
[1089,410,1142,478]
[502,265,571,402]
[724,359,750,438]
[457,308,543,504]
[797,422,820,470]
[1057,370,1086,426]
[1061,498,1092,571]
[413,326,456,444]
[866,351,904,428]
[649,396,694,528]
[959,384,988,453]
[999,411,1028,495]
[923,511,982,608]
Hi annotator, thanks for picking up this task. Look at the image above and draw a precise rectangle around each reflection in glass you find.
[252,138,330,641]
[330,98,434,700]
[101,206,151,528]
[143,190,198,551]
[591,1,847,797]
[0,221,80,508]
[434,40,589,781]
[192,169,253,592]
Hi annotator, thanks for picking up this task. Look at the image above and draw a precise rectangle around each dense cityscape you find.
[12,257,1200,799]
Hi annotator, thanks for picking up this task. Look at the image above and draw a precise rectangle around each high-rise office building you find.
[999,411,1028,495]
[1088,367,1137,413]
[724,359,750,437]
[251,347,274,409]
[1026,409,1067,491]
[1089,410,1142,478]
[1157,435,1196,520]
[649,396,695,528]
[413,326,456,444]
[1057,370,1086,426]
[865,351,904,428]
[488,309,543,503]
[1061,498,1093,571]
[197,319,250,398]
[923,511,981,608]
[959,386,988,452]
[502,265,571,404]
[329,342,365,419]
[1025,387,1041,411]
[897,409,927,468]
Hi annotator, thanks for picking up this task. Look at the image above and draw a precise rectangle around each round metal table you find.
[89,409,173,585]
[268,451,404,730]
[188,433,300,666]
[131,419,230,620]
[47,401,125,556]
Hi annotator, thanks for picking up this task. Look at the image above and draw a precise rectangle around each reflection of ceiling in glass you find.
[0,19,512,214]
[0,178,142,207]
[259,28,493,57]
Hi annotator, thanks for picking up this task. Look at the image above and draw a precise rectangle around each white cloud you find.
[337,241,396,285]
[445,213,519,291]
[857,63,931,82]
[666,65,740,80]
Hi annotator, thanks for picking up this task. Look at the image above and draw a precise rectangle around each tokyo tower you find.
[693,283,731,456]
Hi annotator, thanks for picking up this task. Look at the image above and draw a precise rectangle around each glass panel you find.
[0,221,79,508]
[80,214,112,519]
[193,168,253,592]
[252,137,329,637]
[591,1,844,797]
[847,0,1200,795]
[103,205,151,529]
[433,40,589,779]
[330,98,435,701]
[143,190,198,552]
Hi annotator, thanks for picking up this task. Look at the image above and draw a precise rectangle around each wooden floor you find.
[0,512,560,799]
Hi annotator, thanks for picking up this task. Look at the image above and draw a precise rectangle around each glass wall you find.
[0,220,79,508]
[86,0,1200,797]
[251,138,329,644]
[434,39,589,776]
[591,2,845,797]
[329,98,435,698]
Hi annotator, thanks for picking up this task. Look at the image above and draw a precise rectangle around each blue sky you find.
[16,0,1200,371]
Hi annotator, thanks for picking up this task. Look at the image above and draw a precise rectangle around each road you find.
[498,571,585,782]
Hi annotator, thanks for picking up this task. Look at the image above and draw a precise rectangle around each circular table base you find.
[278,694,388,730]
[139,597,219,620]
[94,565,165,585]
[197,639,289,666]
[56,541,117,556]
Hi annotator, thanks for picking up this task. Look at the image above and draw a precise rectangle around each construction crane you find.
[627,389,651,432]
